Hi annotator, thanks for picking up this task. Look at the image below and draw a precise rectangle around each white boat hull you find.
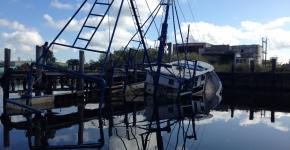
[145,60,222,98]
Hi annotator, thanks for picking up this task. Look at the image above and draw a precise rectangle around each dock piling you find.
[78,51,84,90]
[3,48,11,112]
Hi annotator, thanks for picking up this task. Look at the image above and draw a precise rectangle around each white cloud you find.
[49,39,71,53]
[207,110,290,132]
[50,0,74,10]
[79,2,92,13]
[0,19,45,59]
[2,31,43,45]
[239,117,289,132]
[25,4,33,9]
[241,17,290,31]
[0,19,34,31]
[177,17,290,63]
[44,14,84,31]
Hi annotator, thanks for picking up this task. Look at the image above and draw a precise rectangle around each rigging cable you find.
[165,120,179,149]
[113,126,128,150]
[129,125,141,150]
[108,0,111,46]
[174,121,182,150]
[186,0,202,42]
[189,124,201,149]
[196,124,206,150]
[182,119,192,150]
[145,0,160,35]
[176,0,200,43]
[171,1,181,79]
[173,0,188,79]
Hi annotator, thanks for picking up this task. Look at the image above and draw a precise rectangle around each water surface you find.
[0,88,290,150]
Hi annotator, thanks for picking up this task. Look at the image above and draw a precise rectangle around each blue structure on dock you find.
[5,0,198,122]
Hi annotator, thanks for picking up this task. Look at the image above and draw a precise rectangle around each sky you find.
[0,0,290,64]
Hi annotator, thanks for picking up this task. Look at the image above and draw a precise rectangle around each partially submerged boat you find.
[145,60,222,98]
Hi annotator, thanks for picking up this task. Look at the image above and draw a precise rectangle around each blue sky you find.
[0,0,289,63]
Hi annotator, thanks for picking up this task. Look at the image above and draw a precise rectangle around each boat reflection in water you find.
[1,90,221,149]
[141,92,221,150]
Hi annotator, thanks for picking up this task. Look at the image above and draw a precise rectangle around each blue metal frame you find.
[5,0,126,116]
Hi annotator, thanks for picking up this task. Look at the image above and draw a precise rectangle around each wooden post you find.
[3,48,11,110]
[23,75,27,90]
[271,59,276,122]
[34,115,42,146]
[85,80,88,92]
[250,60,255,90]
[231,61,235,88]
[89,82,92,89]
[60,77,63,89]
[231,61,235,118]
[78,51,84,90]
[110,53,114,86]
[3,48,11,148]
[167,42,172,63]
[250,60,254,73]
[78,104,84,145]
[108,102,113,137]
[134,56,137,83]
[53,76,57,90]
[271,58,276,88]
[71,77,74,92]
[46,76,53,95]
[133,102,137,126]
[271,107,275,122]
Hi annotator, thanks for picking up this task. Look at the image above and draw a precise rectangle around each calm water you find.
[0,86,290,150]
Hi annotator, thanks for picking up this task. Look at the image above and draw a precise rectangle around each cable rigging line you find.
[145,0,161,34]
[196,124,206,150]
[186,0,202,42]
[175,0,198,44]
[165,121,179,149]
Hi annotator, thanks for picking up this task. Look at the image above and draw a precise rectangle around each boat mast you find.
[153,0,171,96]
[152,1,171,150]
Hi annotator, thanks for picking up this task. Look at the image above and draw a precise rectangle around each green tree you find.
[66,59,79,70]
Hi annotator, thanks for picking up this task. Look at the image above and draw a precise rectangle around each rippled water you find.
[0,87,290,150]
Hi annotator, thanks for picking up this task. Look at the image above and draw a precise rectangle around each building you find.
[230,45,263,65]
[199,45,233,64]
[173,42,212,53]
[197,44,263,65]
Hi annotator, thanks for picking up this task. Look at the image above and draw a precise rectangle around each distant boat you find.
[145,60,222,98]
